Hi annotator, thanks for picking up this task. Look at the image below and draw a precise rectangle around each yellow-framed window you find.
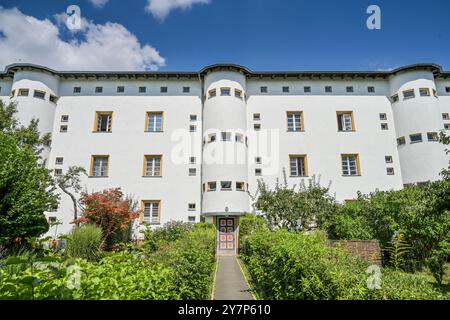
[94,111,113,132]
[143,155,162,177]
[287,111,304,132]
[289,155,308,177]
[145,111,163,132]
[337,111,355,132]
[141,200,161,225]
[90,155,110,177]
[341,154,361,176]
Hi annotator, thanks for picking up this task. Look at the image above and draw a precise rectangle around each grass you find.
[417,263,450,295]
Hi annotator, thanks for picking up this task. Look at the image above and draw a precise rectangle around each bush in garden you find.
[239,215,268,240]
[65,224,103,262]
[142,220,194,252]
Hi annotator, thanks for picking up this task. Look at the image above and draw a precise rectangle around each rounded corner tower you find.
[388,65,448,185]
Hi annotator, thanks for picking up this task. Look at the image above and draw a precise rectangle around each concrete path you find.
[213,256,254,300]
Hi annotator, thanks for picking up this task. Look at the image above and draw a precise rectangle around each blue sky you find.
[0,0,449,71]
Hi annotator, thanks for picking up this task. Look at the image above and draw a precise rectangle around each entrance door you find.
[217,217,236,254]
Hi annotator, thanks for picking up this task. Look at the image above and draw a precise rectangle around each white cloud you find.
[0,7,166,71]
[88,0,110,8]
[146,0,210,21]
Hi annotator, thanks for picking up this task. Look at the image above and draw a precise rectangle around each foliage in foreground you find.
[65,224,103,262]
[240,227,449,300]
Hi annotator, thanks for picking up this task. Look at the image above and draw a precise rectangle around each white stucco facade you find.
[1,63,449,239]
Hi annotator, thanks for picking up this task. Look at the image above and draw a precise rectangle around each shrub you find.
[65,224,103,262]
[142,220,194,252]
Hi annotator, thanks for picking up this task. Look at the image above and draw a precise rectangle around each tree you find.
[55,166,87,221]
[0,133,58,246]
[439,131,450,179]
[74,188,140,249]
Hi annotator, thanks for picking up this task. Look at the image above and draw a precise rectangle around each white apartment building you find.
[1,63,449,254]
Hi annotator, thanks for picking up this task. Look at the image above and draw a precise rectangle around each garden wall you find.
[328,240,382,266]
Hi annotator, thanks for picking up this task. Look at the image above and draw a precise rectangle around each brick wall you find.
[328,240,382,266]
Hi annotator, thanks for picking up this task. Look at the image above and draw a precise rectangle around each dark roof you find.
[1,63,449,80]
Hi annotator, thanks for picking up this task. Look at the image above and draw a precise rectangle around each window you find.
[208,89,216,98]
[403,89,415,100]
[160,86,168,93]
[385,156,393,164]
[10,90,15,98]
[255,168,262,176]
[235,133,244,143]
[208,133,216,143]
[18,88,29,96]
[368,86,375,93]
[54,169,63,176]
[60,125,68,133]
[409,133,423,143]
[289,155,308,177]
[446,87,450,93]
[445,124,450,130]
[346,86,354,93]
[236,182,245,191]
[139,86,147,93]
[337,111,354,131]
[433,89,438,97]
[235,89,243,99]
[381,123,389,130]
[419,88,430,97]
[287,111,303,132]
[49,95,58,103]
[142,201,160,225]
[207,182,217,191]
[190,114,197,121]
[260,86,268,93]
[221,181,232,190]
[73,86,81,94]
[189,125,197,132]
[220,87,231,96]
[325,86,332,93]
[254,123,261,131]
[387,168,395,175]
[282,86,290,93]
[341,154,360,176]
[391,94,399,103]
[397,137,406,146]
[188,203,196,211]
[95,86,103,93]
[442,113,449,120]
[304,86,311,93]
[189,168,196,176]
[48,216,57,223]
[90,156,109,177]
[183,86,190,93]
[188,216,196,223]
[61,115,69,122]
[94,112,113,132]
[189,156,196,164]
[55,157,64,165]
[146,112,163,132]
[253,113,261,121]
[379,113,387,120]
[143,155,162,177]
[221,132,231,141]
[117,86,125,93]
[34,90,46,99]
[427,132,438,141]
[255,157,262,164]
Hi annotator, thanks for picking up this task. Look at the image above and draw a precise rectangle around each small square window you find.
[368,86,375,93]
[18,88,29,96]
[385,156,393,164]
[235,89,243,99]
[236,182,245,191]
[54,169,63,176]
[160,86,168,93]
[255,157,262,164]
[391,94,399,103]
[253,113,261,121]
[188,203,196,211]
[95,86,103,93]
[73,86,81,94]
[445,87,450,93]
[255,168,262,176]
[208,133,216,143]
[325,86,332,93]
[282,86,290,93]
[60,125,68,133]
[433,89,438,97]
[189,156,196,164]
[189,125,196,132]
[442,113,449,120]
[208,89,216,98]
[221,132,231,141]
[139,86,147,93]
[49,95,59,103]
[304,86,311,93]
[48,216,58,223]
[188,168,196,176]
[409,133,423,143]
[207,182,217,191]
[235,133,244,143]
[254,123,261,131]
[403,89,415,100]
[221,181,232,190]
[387,168,395,175]
[61,115,69,122]
[188,216,196,223]
[419,88,430,97]
[117,86,125,93]
[190,114,197,121]
[346,86,354,93]
[427,132,438,141]
[220,88,231,96]
[379,113,387,120]
[260,86,268,93]
[55,157,64,165]
[445,124,450,130]
[34,90,46,99]
[381,123,389,130]
[10,90,15,98]
[397,137,406,146]
[183,86,190,93]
